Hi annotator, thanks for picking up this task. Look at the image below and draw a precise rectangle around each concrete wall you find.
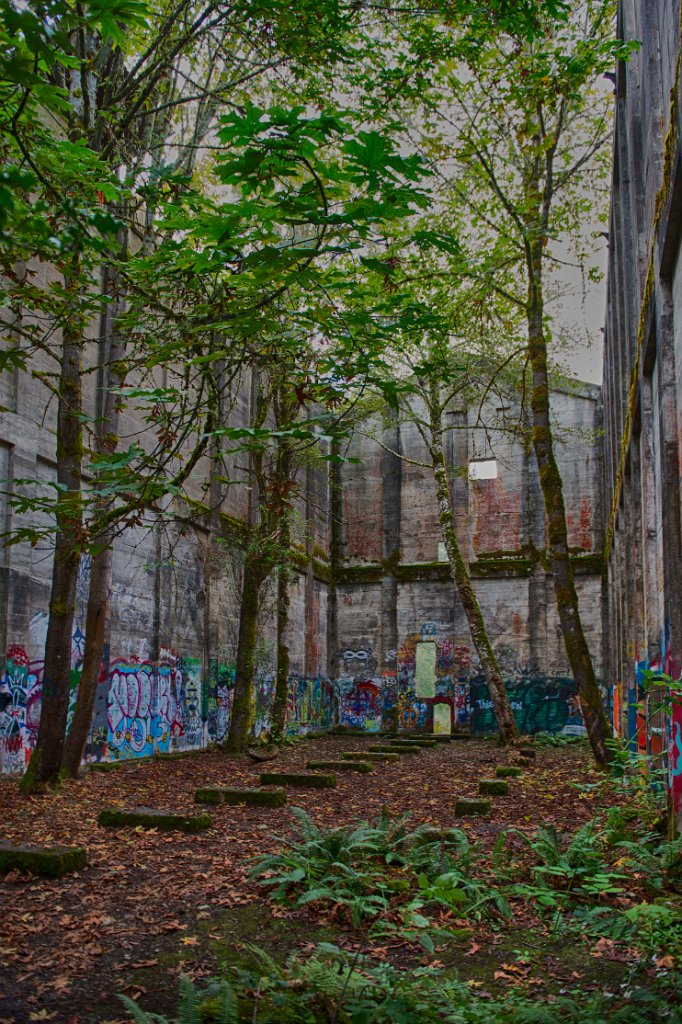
[333,388,604,737]
[602,0,682,821]
[0,271,335,770]
[0,277,606,770]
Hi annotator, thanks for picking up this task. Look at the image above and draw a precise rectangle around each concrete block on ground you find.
[194,787,287,807]
[98,807,211,832]
[343,751,400,762]
[479,779,509,796]
[260,772,336,788]
[0,839,87,877]
[306,759,373,773]
[455,798,491,817]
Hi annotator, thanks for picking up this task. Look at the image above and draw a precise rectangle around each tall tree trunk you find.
[61,541,111,775]
[427,386,520,745]
[61,245,128,776]
[271,440,292,741]
[526,239,611,766]
[20,279,83,794]
[272,560,291,741]
[224,551,264,753]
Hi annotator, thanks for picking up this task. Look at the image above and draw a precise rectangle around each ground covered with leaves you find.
[0,735,680,1023]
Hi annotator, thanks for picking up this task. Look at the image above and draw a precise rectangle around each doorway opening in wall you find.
[433,703,451,734]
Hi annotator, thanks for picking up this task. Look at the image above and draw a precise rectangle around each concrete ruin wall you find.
[332,389,604,737]
[602,0,682,819]
[0,289,335,771]
[1,355,604,770]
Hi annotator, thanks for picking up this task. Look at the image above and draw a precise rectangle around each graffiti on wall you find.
[469,676,586,736]
[334,622,593,738]
[338,678,382,731]
[1,638,337,772]
[628,636,682,814]
[106,652,206,760]
[286,676,335,734]
[0,646,42,772]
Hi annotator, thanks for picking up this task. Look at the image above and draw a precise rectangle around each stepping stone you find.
[0,839,87,878]
[496,766,522,778]
[194,787,287,807]
[413,826,466,846]
[368,745,419,755]
[343,751,400,763]
[455,798,491,817]
[383,732,452,743]
[98,807,211,833]
[260,772,336,789]
[519,746,536,758]
[307,759,373,773]
[389,738,437,748]
[479,779,509,796]
[89,757,152,772]
[155,750,197,762]
[386,742,423,753]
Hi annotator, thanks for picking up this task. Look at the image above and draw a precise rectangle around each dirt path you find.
[0,736,604,1023]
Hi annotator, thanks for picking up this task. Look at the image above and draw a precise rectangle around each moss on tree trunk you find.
[20,277,83,795]
[427,385,519,746]
[526,238,611,767]
[62,249,127,778]
[225,552,264,754]
[271,438,292,742]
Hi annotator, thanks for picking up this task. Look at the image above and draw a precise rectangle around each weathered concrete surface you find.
[602,0,682,826]
[0,260,605,773]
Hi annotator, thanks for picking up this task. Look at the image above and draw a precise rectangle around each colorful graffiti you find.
[0,646,42,772]
[1,637,337,772]
[671,699,682,813]
[206,660,234,744]
[106,653,206,760]
[629,636,682,814]
[469,676,586,736]
[338,679,382,731]
[334,626,592,740]
[286,676,335,734]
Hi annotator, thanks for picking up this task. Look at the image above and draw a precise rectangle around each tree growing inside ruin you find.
[1,1,260,790]
[437,1,634,766]
[359,0,632,766]
[0,2,382,787]
[354,272,524,744]
[0,0,590,786]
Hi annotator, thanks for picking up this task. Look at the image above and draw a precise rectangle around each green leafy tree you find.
[356,0,631,765]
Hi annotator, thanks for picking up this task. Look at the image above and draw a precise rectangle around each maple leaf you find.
[180,935,199,946]
[49,977,71,993]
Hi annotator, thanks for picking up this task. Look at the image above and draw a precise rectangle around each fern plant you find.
[507,824,627,906]
[119,976,238,1024]
[612,834,682,892]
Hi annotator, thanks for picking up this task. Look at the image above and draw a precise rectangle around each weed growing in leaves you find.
[120,943,682,1023]
[250,808,508,930]
[504,823,628,908]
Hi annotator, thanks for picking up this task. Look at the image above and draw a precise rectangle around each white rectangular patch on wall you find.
[437,542,447,562]
[468,459,498,480]
[415,641,437,698]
